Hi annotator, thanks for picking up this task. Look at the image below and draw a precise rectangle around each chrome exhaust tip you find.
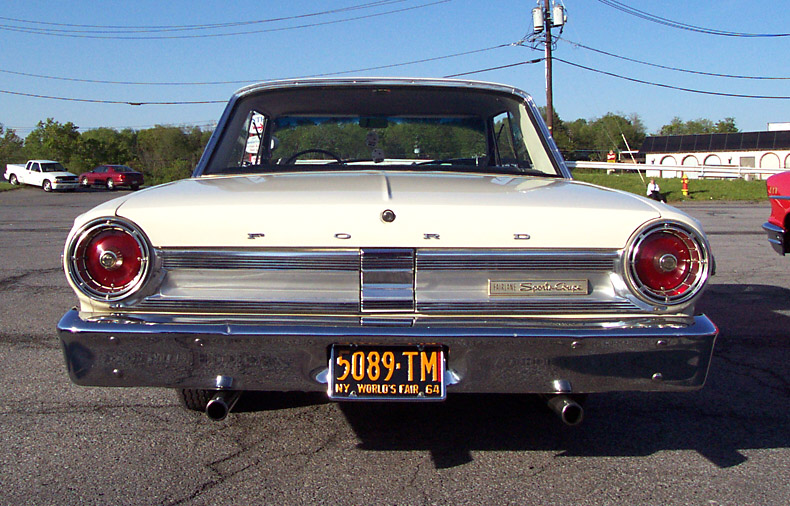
[205,390,242,421]
[546,394,584,426]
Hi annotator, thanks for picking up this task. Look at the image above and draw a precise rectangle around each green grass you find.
[572,170,768,202]
[0,182,15,192]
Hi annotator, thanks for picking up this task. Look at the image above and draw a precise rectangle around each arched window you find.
[660,155,677,165]
[760,152,781,169]
[682,155,699,166]
[704,155,721,166]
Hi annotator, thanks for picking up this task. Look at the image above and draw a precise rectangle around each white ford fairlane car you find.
[58,78,718,424]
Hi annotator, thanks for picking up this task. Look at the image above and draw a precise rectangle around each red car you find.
[764,171,790,254]
[79,165,144,191]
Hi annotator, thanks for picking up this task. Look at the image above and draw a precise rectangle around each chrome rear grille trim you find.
[132,300,360,313]
[362,300,415,311]
[361,248,415,312]
[159,249,359,271]
[416,250,618,271]
[158,248,617,271]
[419,260,615,270]
[125,247,639,317]
[129,300,638,315]
[417,300,640,313]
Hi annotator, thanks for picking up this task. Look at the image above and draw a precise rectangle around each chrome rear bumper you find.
[57,309,718,395]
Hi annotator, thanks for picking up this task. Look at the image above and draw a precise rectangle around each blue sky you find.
[1,0,789,137]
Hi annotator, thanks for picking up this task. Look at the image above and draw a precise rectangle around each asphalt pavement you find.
[0,188,787,505]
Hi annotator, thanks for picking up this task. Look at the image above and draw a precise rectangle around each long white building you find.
[639,130,790,179]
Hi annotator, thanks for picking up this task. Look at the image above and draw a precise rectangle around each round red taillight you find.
[627,223,709,305]
[67,219,150,300]
[82,230,142,290]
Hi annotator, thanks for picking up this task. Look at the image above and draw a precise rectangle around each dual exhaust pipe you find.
[204,371,582,425]
[203,391,584,425]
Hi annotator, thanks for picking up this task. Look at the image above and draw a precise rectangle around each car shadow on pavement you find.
[234,391,329,412]
[235,283,789,470]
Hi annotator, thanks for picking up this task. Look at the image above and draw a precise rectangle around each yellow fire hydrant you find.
[681,173,689,197]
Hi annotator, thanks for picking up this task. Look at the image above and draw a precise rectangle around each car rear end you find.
[55,79,718,424]
[116,170,144,189]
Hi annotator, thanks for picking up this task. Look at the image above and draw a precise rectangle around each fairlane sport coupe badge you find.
[489,280,589,296]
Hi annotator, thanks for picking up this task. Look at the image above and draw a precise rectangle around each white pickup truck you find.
[4,160,79,192]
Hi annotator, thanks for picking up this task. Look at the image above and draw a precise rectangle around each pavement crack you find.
[714,353,790,397]
[0,268,63,292]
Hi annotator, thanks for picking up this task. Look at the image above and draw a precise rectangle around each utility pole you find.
[545,0,553,133]
[532,1,566,134]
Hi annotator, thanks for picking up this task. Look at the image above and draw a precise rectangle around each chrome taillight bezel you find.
[624,221,711,306]
[66,217,152,301]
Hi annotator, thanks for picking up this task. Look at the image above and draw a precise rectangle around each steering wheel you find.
[283,149,343,165]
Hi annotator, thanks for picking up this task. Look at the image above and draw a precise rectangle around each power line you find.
[0,1,404,32]
[553,57,790,99]
[10,56,786,107]
[0,43,514,105]
[0,44,510,86]
[0,1,451,39]
[596,0,790,38]
[559,39,790,80]
[0,89,225,105]
[443,58,543,78]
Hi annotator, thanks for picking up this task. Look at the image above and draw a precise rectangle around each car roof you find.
[233,77,528,102]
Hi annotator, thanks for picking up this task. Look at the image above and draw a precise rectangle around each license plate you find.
[328,345,445,401]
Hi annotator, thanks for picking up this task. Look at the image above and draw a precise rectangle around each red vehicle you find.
[764,171,790,254]
[79,165,144,191]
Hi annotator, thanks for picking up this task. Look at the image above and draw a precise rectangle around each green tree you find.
[73,127,136,171]
[24,118,81,165]
[714,117,738,133]
[551,111,646,161]
[134,125,212,183]
[658,116,739,135]
[0,124,25,172]
[587,113,646,161]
